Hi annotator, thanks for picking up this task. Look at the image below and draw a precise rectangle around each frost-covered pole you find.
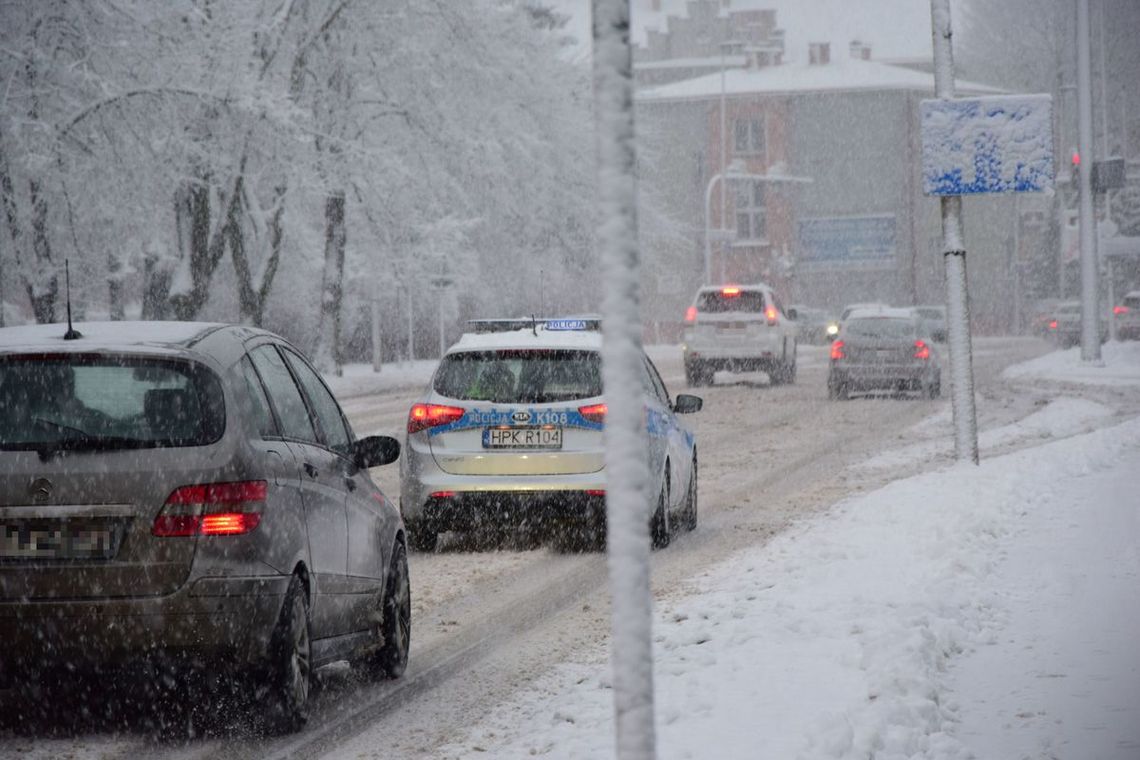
[930,0,979,464]
[591,1,656,758]
[1076,0,1101,361]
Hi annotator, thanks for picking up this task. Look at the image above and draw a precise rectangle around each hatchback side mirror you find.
[672,394,703,414]
[354,435,400,468]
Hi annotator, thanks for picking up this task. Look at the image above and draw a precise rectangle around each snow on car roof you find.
[0,321,228,351]
[844,306,916,320]
[449,323,602,353]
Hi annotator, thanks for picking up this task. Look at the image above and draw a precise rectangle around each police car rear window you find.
[434,350,602,403]
[697,291,765,313]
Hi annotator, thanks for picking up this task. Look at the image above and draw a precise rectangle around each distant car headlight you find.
[826,323,839,336]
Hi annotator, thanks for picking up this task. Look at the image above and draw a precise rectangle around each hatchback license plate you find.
[483,427,562,449]
[0,521,118,561]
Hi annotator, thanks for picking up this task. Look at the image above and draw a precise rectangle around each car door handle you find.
[303,462,319,479]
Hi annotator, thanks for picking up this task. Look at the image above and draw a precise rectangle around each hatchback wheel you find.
[362,542,411,679]
[268,576,311,733]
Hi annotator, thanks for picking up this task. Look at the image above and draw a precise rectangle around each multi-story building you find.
[634,4,1036,334]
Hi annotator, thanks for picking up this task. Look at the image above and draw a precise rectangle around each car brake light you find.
[1048,320,1058,330]
[765,306,778,324]
[578,403,607,423]
[721,286,740,296]
[830,340,845,360]
[585,489,606,497]
[914,339,930,360]
[1114,305,1129,315]
[430,491,457,499]
[408,403,466,433]
[153,480,267,537]
[685,306,697,323]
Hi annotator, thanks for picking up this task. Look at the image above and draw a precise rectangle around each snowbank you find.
[1002,340,1140,386]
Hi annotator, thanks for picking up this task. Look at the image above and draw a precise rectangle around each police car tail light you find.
[153,480,267,537]
[408,403,466,433]
[830,340,845,360]
[765,306,778,324]
[578,403,607,424]
[685,306,697,323]
[914,339,930,360]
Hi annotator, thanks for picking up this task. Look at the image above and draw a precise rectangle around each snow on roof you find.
[0,320,228,351]
[637,56,1003,103]
[449,324,602,353]
[636,55,749,71]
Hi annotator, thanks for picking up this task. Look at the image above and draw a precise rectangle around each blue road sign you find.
[921,94,1054,196]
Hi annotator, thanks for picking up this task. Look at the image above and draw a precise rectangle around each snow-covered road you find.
[7,336,1136,760]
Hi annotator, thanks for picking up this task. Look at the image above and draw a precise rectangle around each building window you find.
[735,180,766,241]
[733,117,765,156]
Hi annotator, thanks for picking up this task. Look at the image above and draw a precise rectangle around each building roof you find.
[637,56,1003,103]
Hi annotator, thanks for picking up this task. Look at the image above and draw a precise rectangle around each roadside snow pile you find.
[854,396,1116,471]
[435,418,1140,760]
[322,359,438,399]
[1002,340,1140,386]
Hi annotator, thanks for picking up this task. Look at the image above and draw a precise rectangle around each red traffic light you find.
[1071,151,1081,166]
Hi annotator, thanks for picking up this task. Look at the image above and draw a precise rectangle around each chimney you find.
[808,42,830,65]
[849,40,871,60]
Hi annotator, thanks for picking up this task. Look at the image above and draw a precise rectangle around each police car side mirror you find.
[355,435,401,468]
[672,394,702,414]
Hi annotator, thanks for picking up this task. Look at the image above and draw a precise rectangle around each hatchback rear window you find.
[696,291,765,313]
[1123,296,1140,309]
[0,354,224,452]
[844,318,917,339]
[434,350,602,403]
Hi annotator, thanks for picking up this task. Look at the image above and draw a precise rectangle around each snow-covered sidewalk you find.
[424,346,1140,760]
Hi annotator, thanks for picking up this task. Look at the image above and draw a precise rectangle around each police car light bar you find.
[466,317,602,334]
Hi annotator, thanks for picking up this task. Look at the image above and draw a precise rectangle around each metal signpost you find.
[924,0,1054,464]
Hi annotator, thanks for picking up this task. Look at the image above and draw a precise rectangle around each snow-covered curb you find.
[1002,340,1140,386]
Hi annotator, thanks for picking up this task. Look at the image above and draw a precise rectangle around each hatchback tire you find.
[364,542,411,679]
[267,576,311,733]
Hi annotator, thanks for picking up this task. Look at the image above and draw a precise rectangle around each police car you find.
[400,318,702,551]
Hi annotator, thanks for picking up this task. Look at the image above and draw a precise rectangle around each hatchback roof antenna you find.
[63,259,82,340]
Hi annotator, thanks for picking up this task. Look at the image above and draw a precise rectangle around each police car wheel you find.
[682,460,698,532]
[406,522,438,553]
[651,483,670,549]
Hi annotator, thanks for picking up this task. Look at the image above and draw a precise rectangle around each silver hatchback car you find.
[401,318,702,551]
[0,321,408,730]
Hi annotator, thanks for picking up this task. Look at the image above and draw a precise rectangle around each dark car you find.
[0,321,408,730]
[827,308,941,400]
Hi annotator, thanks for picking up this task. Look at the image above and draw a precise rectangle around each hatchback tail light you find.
[153,480,267,537]
[408,403,466,433]
[684,306,697,323]
[914,339,931,360]
[830,340,845,360]
[578,403,607,424]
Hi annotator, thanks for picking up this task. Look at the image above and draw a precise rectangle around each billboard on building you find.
[797,214,897,269]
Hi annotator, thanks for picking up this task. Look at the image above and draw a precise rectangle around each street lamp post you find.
[430,275,454,357]
[704,160,811,285]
